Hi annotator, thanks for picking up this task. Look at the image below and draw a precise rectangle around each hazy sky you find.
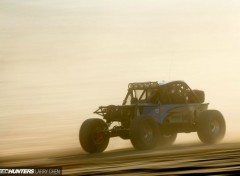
[0,0,240,154]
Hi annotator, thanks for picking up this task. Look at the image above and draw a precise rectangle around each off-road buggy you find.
[79,81,226,153]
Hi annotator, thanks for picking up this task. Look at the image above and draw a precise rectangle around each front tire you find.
[130,116,160,150]
[79,118,109,153]
[197,110,226,144]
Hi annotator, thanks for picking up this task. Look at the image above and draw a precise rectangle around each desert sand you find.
[1,142,240,175]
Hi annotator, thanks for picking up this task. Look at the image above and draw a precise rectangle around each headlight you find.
[128,83,133,89]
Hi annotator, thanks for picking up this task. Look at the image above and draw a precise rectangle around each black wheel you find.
[79,118,109,153]
[197,110,226,144]
[158,133,177,147]
[130,116,160,150]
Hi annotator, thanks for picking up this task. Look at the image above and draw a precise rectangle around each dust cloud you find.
[1,0,240,159]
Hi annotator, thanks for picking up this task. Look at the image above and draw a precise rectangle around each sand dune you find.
[1,142,240,175]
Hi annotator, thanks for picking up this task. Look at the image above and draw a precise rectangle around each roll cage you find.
[123,81,200,105]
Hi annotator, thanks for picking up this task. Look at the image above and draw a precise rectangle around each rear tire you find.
[130,116,160,150]
[197,110,226,144]
[158,133,177,147]
[80,118,109,153]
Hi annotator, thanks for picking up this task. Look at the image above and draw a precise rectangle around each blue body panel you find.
[141,103,208,124]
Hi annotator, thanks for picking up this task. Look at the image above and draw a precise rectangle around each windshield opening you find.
[133,90,146,102]
[123,88,159,105]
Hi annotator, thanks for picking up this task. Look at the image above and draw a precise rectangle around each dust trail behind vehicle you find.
[1,0,240,165]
